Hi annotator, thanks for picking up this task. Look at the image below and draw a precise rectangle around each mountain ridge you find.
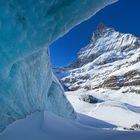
[54,23,140,93]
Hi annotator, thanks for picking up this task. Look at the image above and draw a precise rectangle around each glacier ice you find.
[0,0,117,132]
[0,47,76,131]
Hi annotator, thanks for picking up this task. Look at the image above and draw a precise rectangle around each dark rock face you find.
[131,124,140,129]
[124,124,140,131]
[101,70,140,90]
[79,95,98,104]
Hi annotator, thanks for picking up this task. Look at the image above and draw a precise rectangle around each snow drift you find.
[0,0,117,132]
[1,111,140,140]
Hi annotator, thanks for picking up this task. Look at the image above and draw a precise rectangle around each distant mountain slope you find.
[54,23,140,94]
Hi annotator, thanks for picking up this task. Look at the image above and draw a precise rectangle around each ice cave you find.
[1,0,140,140]
[0,0,117,131]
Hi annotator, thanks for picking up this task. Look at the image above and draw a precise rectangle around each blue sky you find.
[50,0,140,67]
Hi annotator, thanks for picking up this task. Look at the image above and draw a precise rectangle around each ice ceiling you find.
[0,0,117,132]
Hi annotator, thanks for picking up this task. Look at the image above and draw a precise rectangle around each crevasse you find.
[0,0,117,132]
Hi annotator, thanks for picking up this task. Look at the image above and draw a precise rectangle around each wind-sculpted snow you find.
[0,0,117,132]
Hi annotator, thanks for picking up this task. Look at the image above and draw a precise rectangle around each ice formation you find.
[0,0,117,132]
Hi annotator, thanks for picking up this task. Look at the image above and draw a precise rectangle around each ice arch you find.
[0,0,117,131]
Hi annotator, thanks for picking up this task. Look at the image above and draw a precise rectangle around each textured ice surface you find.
[0,0,117,132]
[0,47,76,131]
[0,0,117,76]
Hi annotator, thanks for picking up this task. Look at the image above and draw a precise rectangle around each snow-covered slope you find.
[54,23,140,93]
[0,0,117,132]
[54,23,140,130]
[67,90,140,129]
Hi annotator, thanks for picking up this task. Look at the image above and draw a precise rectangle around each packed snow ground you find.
[66,89,140,130]
[1,111,140,140]
[1,88,140,140]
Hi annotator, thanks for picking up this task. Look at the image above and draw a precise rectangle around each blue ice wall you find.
[0,0,117,132]
[0,0,117,77]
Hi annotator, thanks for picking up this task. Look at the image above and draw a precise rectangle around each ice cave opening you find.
[0,0,117,132]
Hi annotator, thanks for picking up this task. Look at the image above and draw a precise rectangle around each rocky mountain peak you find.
[54,24,140,93]
[96,22,108,32]
[69,23,139,69]
[92,23,113,40]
